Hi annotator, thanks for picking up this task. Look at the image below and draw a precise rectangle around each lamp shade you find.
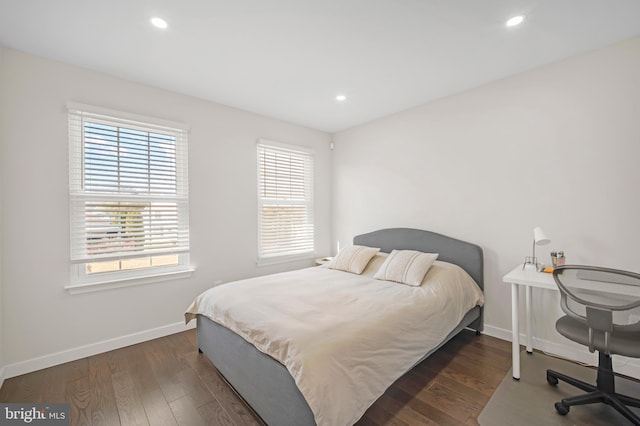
[533,227,551,246]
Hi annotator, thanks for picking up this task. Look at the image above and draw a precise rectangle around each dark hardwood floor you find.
[0,329,512,425]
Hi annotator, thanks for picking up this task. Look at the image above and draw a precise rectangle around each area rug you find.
[478,351,640,425]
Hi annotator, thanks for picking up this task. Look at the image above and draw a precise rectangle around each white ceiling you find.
[1,1,640,133]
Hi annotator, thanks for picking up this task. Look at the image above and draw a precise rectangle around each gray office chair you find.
[546,265,640,424]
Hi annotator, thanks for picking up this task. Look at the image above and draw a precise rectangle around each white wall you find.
[332,37,640,371]
[0,47,332,373]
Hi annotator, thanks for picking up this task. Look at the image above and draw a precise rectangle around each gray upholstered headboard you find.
[353,228,484,290]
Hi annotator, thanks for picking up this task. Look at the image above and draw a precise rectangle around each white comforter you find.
[185,257,484,426]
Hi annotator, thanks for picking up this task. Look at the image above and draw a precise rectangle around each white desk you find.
[502,265,557,380]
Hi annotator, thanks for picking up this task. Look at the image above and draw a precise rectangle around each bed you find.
[185,228,484,425]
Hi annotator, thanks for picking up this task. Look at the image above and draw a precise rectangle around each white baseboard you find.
[481,324,512,342]
[482,324,640,379]
[3,321,196,380]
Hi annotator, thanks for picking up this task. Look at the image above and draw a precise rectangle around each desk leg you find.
[511,283,520,380]
[525,285,533,354]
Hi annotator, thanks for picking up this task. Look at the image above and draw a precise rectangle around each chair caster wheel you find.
[555,401,569,416]
[546,373,559,386]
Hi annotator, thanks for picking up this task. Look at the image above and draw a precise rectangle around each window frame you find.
[66,102,192,294]
[256,138,315,265]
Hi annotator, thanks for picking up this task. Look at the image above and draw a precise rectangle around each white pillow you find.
[327,245,380,274]
[373,249,439,286]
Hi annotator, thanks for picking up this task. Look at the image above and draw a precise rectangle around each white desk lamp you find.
[523,227,550,271]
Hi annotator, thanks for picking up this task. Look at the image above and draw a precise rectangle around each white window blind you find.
[257,139,314,260]
[68,104,190,271]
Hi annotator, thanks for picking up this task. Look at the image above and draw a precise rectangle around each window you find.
[67,103,191,292]
[257,139,314,262]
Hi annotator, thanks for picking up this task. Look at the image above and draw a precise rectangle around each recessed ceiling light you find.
[150,17,168,29]
[336,94,347,102]
[506,15,524,27]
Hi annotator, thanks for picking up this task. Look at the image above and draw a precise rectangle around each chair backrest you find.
[553,265,640,354]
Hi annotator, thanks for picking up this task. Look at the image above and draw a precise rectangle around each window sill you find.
[65,267,195,295]
[256,253,316,267]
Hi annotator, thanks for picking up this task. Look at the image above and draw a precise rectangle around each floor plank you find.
[88,353,120,426]
[196,399,235,426]
[67,376,92,426]
[186,354,262,426]
[140,389,178,426]
[111,370,149,425]
[0,329,511,425]
[168,395,207,426]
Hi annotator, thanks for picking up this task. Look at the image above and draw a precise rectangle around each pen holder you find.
[551,251,565,267]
